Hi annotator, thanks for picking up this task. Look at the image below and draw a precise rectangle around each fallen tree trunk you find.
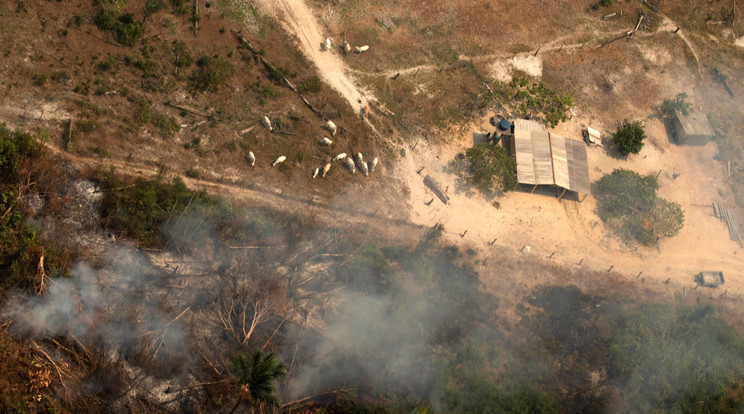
[424,175,449,205]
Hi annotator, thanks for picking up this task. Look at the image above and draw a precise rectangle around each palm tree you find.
[229,349,288,413]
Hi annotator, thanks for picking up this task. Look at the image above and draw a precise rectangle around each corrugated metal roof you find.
[512,119,591,194]
[550,133,570,190]
[514,118,547,133]
[564,136,591,194]
[675,110,714,137]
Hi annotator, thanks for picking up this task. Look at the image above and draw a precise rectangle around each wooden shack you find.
[508,119,591,200]
[673,110,714,145]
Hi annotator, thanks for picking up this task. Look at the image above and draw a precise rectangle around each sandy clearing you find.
[249,0,373,114]
[395,113,744,297]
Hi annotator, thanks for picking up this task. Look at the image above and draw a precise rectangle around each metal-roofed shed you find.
[509,119,591,199]
[673,110,714,145]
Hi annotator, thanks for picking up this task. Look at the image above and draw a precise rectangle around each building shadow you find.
[661,118,677,144]
[515,184,583,202]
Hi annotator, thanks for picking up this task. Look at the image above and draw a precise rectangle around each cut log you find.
[167,103,208,117]
[424,175,449,205]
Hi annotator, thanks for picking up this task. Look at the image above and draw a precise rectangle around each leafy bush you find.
[660,92,691,117]
[94,10,116,31]
[465,143,517,194]
[613,119,646,156]
[298,75,322,93]
[481,78,574,127]
[113,14,143,46]
[595,169,684,246]
[0,123,41,177]
[260,85,281,102]
[189,56,235,92]
[144,0,165,16]
[266,65,289,85]
[95,11,143,46]
[169,0,189,15]
[172,41,192,68]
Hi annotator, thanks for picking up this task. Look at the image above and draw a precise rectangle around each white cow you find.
[356,153,369,176]
[312,168,319,179]
[343,157,356,174]
[261,116,272,131]
[325,120,337,136]
[247,151,256,167]
[319,137,333,146]
[354,45,369,54]
[343,41,351,54]
[368,157,378,173]
[332,153,346,162]
[272,156,286,167]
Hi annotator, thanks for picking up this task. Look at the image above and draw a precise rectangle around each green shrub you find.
[133,99,179,136]
[266,65,289,85]
[0,124,41,178]
[189,56,235,92]
[152,113,179,136]
[298,76,322,93]
[144,0,165,16]
[75,119,98,133]
[32,74,47,87]
[113,14,143,46]
[595,169,684,246]
[94,10,116,31]
[172,41,192,68]
[169,0,189,15]
[613,119,646,156]
[482,78,574,127]
[660,92,691,117]
[185,167,200,178]
[95,11,143,46]
[465,143,517,193]
[133,98,153,124]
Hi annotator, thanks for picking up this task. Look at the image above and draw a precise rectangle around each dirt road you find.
[43,143,422,246]
[249,0,372,114]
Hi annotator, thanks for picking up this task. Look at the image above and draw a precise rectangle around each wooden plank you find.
[424,175,449,205]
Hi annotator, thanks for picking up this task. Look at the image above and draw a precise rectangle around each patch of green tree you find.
[480,78,574,128]
[659,92,692,118]
[96,170,231,247]
[465,143,518,194]
[229,350,287,412]
[613,119,646,156]
[431,342,558,413]
[595,169,684,246]
[0,124,68,292]
[610,304,744,412]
